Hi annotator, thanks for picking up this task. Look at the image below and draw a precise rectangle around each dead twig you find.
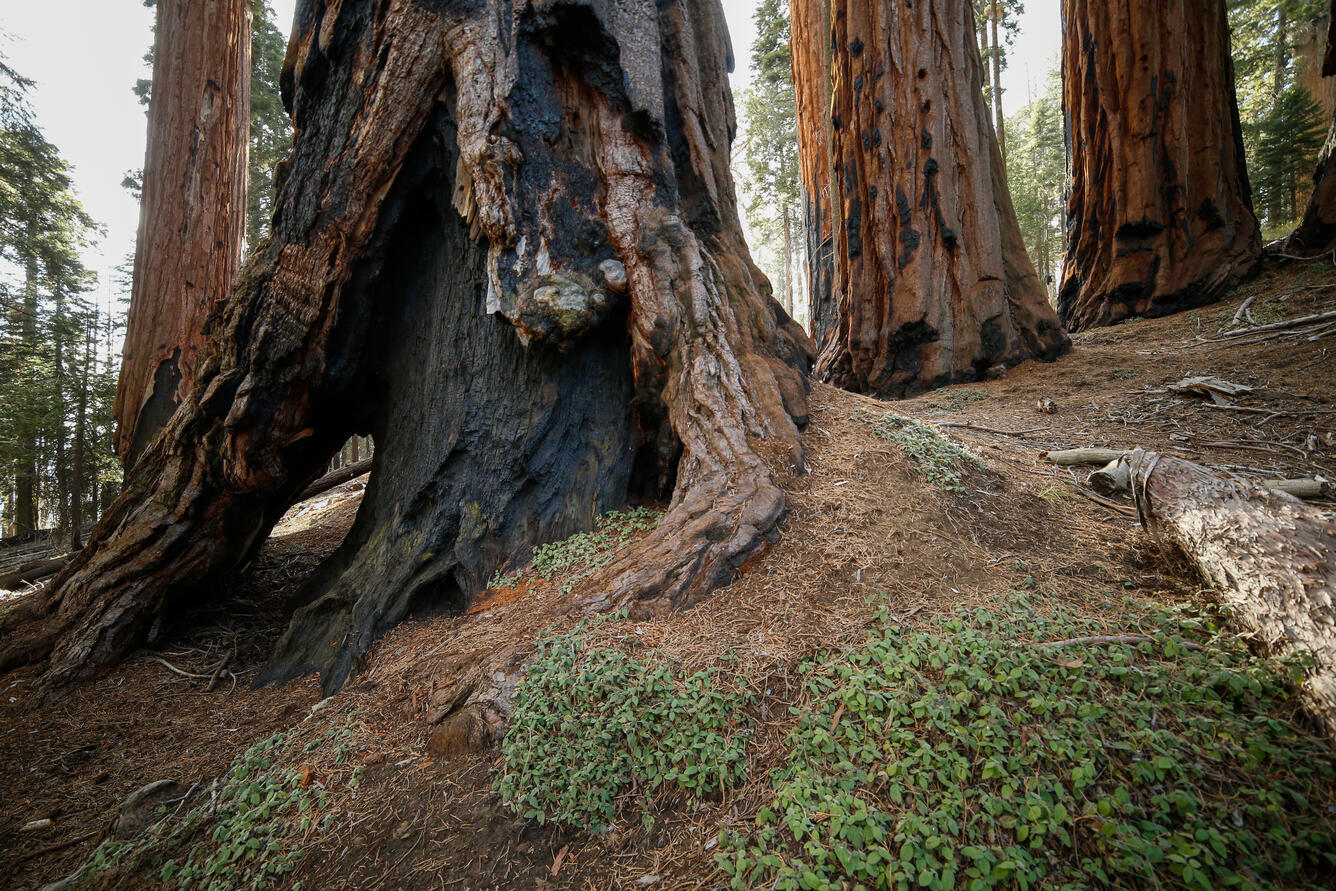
[12,830,99,865]
[934,421,1045,437]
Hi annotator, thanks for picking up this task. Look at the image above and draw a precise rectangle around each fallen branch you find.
[1043,447,1124,466]
[294,457,374,503]
[934,421,1044,437]
[12,830,98,865]
[1127,449,1336,738]
[1269,478,1334,499]
[1088,459,1130,496]
[0,556,69,591]
[1089,454,1331,501]
[1225,294,1258,329]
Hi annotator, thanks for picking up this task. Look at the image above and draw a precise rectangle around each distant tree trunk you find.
[1058,0,1262,331]
[0,0,811,696]
[14,253,39,539]
[791,0,1068,396]
[1283,1,1336,257]
[1275,6,1290,98]
[990,4,1006,162]
[782,204,795,316]
[791,0,839,346]
[69,324,93,552]
[53,292,69,544]
[114,0,251,468]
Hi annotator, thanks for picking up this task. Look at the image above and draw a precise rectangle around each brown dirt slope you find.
[1,259,1333,889]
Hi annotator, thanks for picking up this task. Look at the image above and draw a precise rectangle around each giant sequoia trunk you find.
[791,0,1068,396]
[113,0,251,467]
[1058,0,1262,332]
[1282,1,1336,258]
[0,0,810,695]
[791,0,839,347]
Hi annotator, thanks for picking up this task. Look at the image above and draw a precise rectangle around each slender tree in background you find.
[246,0,293,245]
[1283,0,1336,255]
[0,0,812,696]
[1230,0,1332,234]
[791,0,1068,396]
[738,0,803,320]
[113,0,251,468]
[1059,0,1262,332]
[0,54,116,544]
[973,1,1024,162]
[1004,68,1066,294]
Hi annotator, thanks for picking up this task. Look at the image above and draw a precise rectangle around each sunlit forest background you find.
[1,0,1331,538]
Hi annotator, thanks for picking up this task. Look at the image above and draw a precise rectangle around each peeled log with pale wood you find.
[114,0,251,467]
[791,0,1069,397]
[1128,450,1336,737]
[0,0,811,696]
[1058,0,1262,332]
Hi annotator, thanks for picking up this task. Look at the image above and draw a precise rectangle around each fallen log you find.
[0,466,376,594]
[1270,478,1335,500]
[0,556,69,591]
[1089,454,1332,501]
[1088,459,1131,496]
[1127,449,1336,737]
[293,457,374,503]
[1043,447,1124,466]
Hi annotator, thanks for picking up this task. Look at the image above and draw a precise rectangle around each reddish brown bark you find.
[114,0,251,467]
[1058,0,1261,332]
[792,0,1068,396]
[790,0,838,345]
[0,0,810,695]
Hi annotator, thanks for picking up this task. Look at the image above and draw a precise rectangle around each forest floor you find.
[2,258,1335,890]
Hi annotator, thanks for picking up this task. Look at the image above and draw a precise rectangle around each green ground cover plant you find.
[717,598,1336,890]
[496,612,754,832]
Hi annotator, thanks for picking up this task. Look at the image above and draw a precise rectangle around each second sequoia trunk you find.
[792,0,1068,397]
[114,0,252,467]
[0,0,811,696]
[1058,0,1262,332]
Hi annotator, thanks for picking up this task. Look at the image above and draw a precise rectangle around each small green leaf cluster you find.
[854,410,981,492]
[496,613,754,832]
[488,506,663,594]
[717,600,1336,890]
[67,721,357,890]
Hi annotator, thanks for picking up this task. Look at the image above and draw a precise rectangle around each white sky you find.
[0,0,1060,306]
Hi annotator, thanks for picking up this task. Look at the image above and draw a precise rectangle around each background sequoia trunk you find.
[114,0,252,468]
[1283,1,1336,258]
[790,0,839,347]
[1058,0,1262,332]
[791,0,1068,397]
[0,0,811,695]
